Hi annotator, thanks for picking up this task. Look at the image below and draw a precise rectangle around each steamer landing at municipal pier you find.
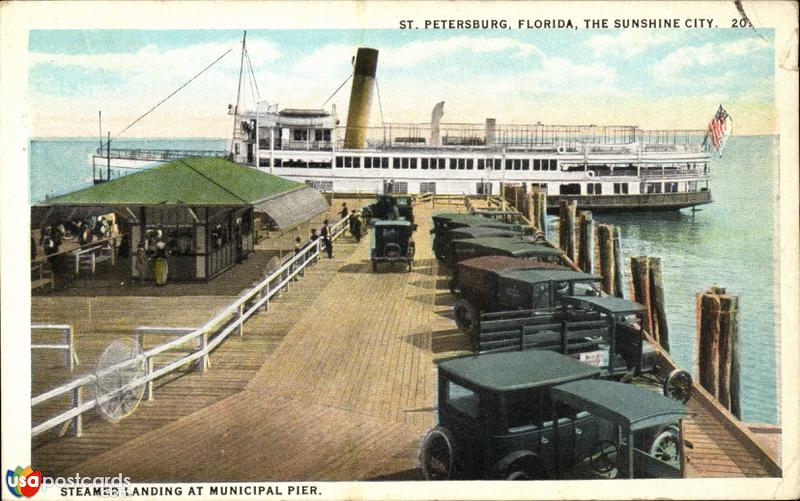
[93,47,714,213]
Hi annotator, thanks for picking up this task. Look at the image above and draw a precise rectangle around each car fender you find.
[494,450,546,480]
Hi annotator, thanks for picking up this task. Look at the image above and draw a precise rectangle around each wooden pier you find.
[31,201,778,481]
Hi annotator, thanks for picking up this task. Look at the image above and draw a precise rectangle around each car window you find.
[573,281,601,296]
[553,281,571,299]
[446,381,479,418]
[532,282,551,309]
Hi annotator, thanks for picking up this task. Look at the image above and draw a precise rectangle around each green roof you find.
[499,268,599,283]
[552,379,686,431]
[448,226,521,239]
[454,236,563,257]
[438,351,600,392]
[41,156,304,206]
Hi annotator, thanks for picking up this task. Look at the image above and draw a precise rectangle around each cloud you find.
[587,30,676,58]
[382,36,544,67]
[653,37,770,84]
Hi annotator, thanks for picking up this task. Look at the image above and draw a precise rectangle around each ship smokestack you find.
[343,47,379,149]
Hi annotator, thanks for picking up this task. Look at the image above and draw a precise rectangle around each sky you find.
[27,28,775,138]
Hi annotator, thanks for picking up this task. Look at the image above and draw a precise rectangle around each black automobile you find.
[363,194,415,228]
[370,220,415,272]
[419,350,687,480]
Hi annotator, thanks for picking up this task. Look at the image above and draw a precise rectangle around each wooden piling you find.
[560,201,577,263]
[526,192,535,226]
[696,287,741,418]
[597,224,614,295]
[612,226,626,298]
[630,256,669,350]
[577,211,594,274]
[539,188,547,238]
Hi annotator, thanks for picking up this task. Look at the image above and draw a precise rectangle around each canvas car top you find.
[447,226,521,239]
[438,350,600,392]
[457,255,568,274]
[498,267,599,284]
[562,295,646,315]
[551,379,686,431]
[454,236,563,256]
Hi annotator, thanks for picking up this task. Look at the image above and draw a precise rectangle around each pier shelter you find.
[34,157,328,281]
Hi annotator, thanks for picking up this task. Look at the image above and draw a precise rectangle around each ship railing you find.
[30,214,351,438]
[93,148,227,162]
[31,324,79,373]
[640,169,707,179]
[333,124,709,150]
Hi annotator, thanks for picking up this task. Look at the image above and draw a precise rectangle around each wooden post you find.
[597,224,614,295]
[565,201,577,263]
[526,193,535,225]
[71,387,83,437]
[612,226,625,298]
[696,287,740,418]
[539,188,548,239]
[577,211,594,274]
[630,256,655,343]
[558,201,568,255]
[649,257,669,352]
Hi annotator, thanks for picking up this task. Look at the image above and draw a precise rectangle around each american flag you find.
[707,106,730,151]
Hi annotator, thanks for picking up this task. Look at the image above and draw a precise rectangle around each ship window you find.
[307,161,331,169]
[381,158,389,169]
[645,182,663,194]
[477,182,493,195]
[449,158,457,170]
[687,181,697,192]
[335,157,343,168]
[344,157,352,168]
[613,183,629,194]
[522,159,530,171]
[421,158,429,170]
[457,159,465,170]
[401,158,409,169]
[364,157,371,169]
[477,159,484,170]
[533,159,541,171]
[559,183,581,195]
[438,158,446,169]
[549,159,558,170]
[353,157,361,168]
[293,129,308,141]
[665,182,678,193]
[494,159,502,170]
[315,129,323,141]
[274,159,282,167]
[420,182,436,194]
[466,159,474,170]
[393,158,400,169]
[410,158,418,169]
[513,159,521,171]
[587,183,602,195]
[505,159,512,170]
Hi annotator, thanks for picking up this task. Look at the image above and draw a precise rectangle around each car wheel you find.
[453,299,478,332]
[663,369,692,403]
[650,427,681,468]
[589,440,619,474]
[419,427,456,480]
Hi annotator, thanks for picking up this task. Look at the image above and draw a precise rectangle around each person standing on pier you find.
[133,242,148,284]
[153,238,169,286]
[349,209,362,243]
[320,219,333,259]
[340,202,349,220]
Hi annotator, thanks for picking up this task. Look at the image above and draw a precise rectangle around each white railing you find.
[72,242,115,275]
[31,324,79,372]
[31,215,351,438]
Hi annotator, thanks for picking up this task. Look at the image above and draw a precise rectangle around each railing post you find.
[70,387,83,437]
[91,252,96,274]
[238,304,244,337]
[65,327,74,371]
[197,332,208,373]
[75,254,80,275]
[146,357,154,401]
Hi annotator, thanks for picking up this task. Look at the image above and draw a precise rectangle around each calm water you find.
[28,136,778,423]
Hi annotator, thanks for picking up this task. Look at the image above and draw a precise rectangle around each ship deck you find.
[31,202,778,481]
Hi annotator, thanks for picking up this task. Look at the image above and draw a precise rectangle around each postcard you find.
[1,1,797,500]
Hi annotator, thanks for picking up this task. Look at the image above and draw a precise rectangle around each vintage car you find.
[446,236,567,276]
[363,194,414,227]
[419,350,687,480]
[370,220,415,272]
[431,213,531,260]
[442,227,523,267]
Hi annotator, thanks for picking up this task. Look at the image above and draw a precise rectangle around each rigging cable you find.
[102,47,233,148]
[375,78,385,127]
[244,48,261,100]
[231,31,247,150]
[321,72,353,107]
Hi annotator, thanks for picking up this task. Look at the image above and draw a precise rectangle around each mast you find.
[231,31,247,160]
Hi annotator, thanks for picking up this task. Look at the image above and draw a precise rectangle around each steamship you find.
[94,47,714,211]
